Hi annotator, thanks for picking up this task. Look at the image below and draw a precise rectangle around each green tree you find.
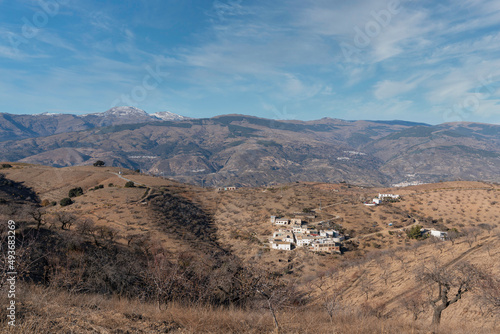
[93,160,105,167]
[124,181,135,188]
[68,187,84,198]
[406,225,423,239]
[60,197,74,207]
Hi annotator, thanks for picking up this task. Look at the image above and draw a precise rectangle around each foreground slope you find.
[0,164,499,333]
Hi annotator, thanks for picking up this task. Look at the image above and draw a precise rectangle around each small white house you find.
[430,230,447,240]
[274,218,290,226]
[378,193,400,199]
[271,242,293,250]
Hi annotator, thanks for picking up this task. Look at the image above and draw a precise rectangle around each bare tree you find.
[52,212,76,230]
[476,271,500,317]
[400,290,427,321]
[358,271,373,301]
[24,205,46,229]
[464,227,481,248]
[323,288,344,322]
[417,261,479,326]
[447,229,461,246]
[378,261,392,286]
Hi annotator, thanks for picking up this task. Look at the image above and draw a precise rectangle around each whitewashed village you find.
[269,216,344,253]
[268,192,450,254]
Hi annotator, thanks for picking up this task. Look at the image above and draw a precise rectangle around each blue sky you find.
[1,0,500,124]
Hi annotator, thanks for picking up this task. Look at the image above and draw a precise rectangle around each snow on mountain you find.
[27,107,187,122]
[152,111,187,121]
[102,106,149,117]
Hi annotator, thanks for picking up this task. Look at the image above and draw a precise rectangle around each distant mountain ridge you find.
[0,112,498,187]
[0,107,187,141]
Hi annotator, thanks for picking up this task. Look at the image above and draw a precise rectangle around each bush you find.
[1,163,12,168]
[406,225,423,239]
[60,197,74,207]
[93,160,105,167]
[108,183,114,187]
[93,185,104,190]
[124,181,135,188]
[68,187,84,198]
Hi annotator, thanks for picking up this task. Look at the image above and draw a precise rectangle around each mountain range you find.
[0,109,498,187]
[0,106,187,142]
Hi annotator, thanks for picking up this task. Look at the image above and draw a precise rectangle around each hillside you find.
[0,164,499,333]
[0,115,498,187]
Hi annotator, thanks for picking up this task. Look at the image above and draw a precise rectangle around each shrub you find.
[124,181,135,188]
[93,160,105,167]
[406,225,423,239]
[108,183,114,187]
[68,187,84,198]
[60,197,74,206]
[1,163,12,168]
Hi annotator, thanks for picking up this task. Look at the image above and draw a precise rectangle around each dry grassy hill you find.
[0,163,499,333]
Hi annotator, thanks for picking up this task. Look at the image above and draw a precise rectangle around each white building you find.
[271,241,293,250]
[430,230,447,240]
[378,193,400,199]
[295,235,316,247]
[274,218,290,226]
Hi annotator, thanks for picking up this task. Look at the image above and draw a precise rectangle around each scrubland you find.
[0,164,499,333]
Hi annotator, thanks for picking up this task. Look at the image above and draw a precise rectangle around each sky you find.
[1,0,500,124]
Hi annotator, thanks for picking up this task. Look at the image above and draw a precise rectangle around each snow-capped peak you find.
[103,106,149,117]
[152,111,187,121]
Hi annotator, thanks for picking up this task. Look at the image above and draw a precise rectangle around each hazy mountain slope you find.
[0,107,187,141]
[0,115,498,186]
[363,122,500,183]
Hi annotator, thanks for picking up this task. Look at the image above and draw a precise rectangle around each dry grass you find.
[1,165,499,333]
[2,283,494,334]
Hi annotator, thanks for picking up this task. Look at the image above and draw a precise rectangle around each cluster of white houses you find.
[269,216,343,253]
[364,193,401,206]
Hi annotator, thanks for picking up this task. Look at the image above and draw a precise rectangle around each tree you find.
[59,197,73,207]
[27,206,46,229]
[417,261,479,326]
[464,227,480,248]
[400,291,426,321]
[124,181,135,188]
[68,187,83,198]
[53,212,76,230]
[447,228,461,246]
[358,271,373,300]
[406,225,423,239]
[476,271,500,317]
[93,160,105,167]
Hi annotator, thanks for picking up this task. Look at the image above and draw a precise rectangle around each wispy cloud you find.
[0,0,499,124]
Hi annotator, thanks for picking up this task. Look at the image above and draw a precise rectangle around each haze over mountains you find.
[0,108,498,187]
[0,106,187,141]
